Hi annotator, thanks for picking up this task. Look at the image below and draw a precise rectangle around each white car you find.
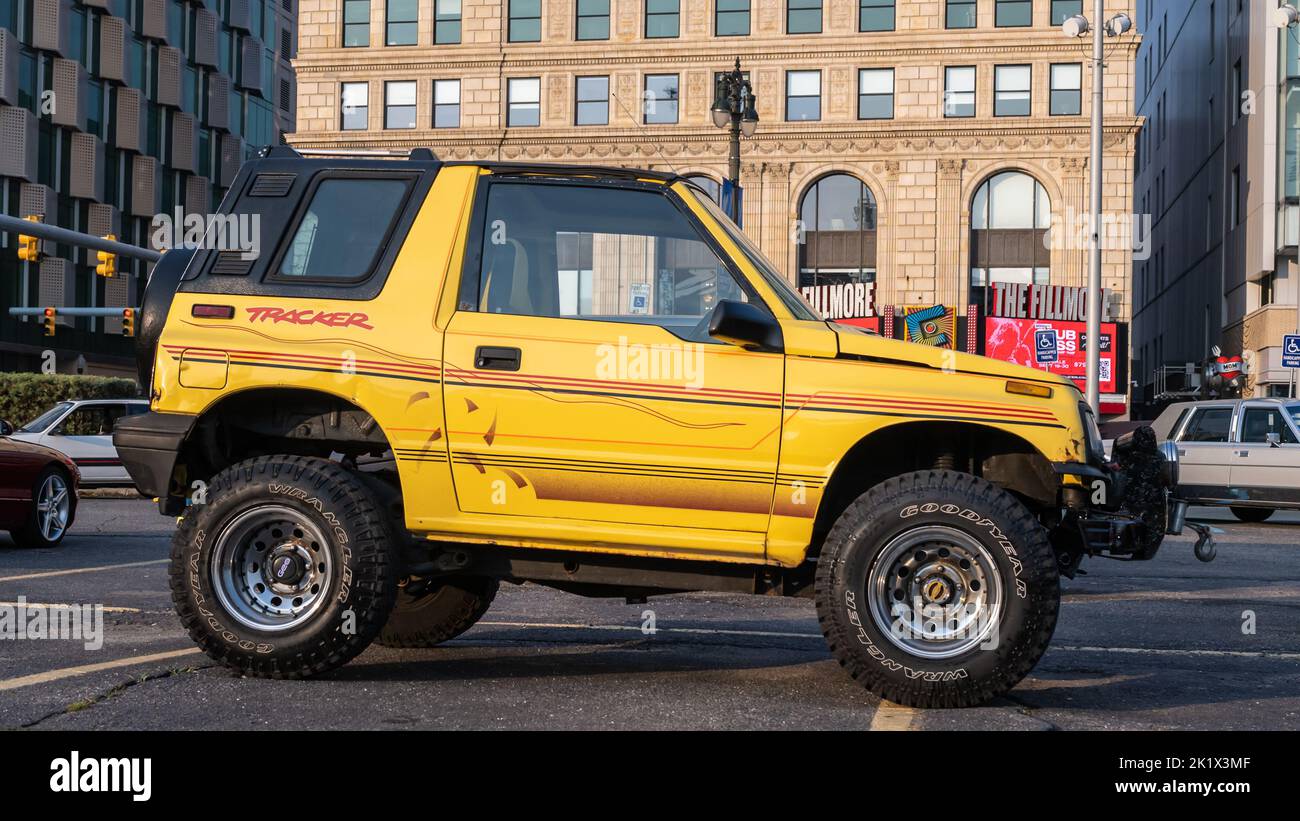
[9,399,149,487]
[1151,398,1300,522]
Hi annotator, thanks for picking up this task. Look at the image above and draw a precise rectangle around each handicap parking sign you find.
[1035,328,1059,364]
[1284,335,1300,369]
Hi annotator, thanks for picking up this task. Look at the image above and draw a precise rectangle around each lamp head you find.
[1062,14,1090,38]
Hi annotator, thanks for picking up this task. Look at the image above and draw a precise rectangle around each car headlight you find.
[1079,402,1105,464]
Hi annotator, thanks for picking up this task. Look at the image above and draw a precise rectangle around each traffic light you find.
[95,234,117,277]
[42,307,56,337]
[17,215,40,263]
[121,307,135,338]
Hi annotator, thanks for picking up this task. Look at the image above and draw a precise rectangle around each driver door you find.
[442,179,783,544]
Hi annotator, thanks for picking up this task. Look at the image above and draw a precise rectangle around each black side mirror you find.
[708,300,783,353]
[0,420,12,436]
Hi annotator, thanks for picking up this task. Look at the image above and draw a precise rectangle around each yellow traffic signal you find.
[95,234,117,277]
[42,307,56,337]
[17,215,40,263]
[121,307,135,338]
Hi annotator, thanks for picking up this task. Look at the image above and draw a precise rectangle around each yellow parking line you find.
[0,648,202,692]
[0,558,168,583]
[869,703,917,731]
[0,601,141,613]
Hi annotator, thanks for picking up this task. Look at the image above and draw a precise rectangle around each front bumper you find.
[112,411,195,503]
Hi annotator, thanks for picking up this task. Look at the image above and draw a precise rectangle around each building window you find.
[1231,59,1242,125]
[787,0,821,33]
[786,70,820,121]
[858,68,893,119]
[944,66,975,117]
[386,0,417,45]
[508,0,541,41]
[797,173,878,291]
[995,0,1031,26]
[278,178,411,280]
[646,0,679,37]
[434,0,461,43]
[507,77,541,126]
[384,80,416,128]
[577,0,610,39]
[343,0,369,46]
[1050,63,1081,115]
[994,64,1031,116]
[644,74,679,123]
[716,0,750,35]
[947,0,975,28]
[1231,166,1241,225]
[969,171,1052,293]
[1260,272,1276,307]
[575,75,609,125]
[1051,0,1081,25]
[340,82,368,130]
[433,79,460,127]
[859,0,894,31]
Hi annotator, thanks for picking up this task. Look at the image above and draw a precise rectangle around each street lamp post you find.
[1063,6,1131,416]
[711,58,759,224]
[1277,4,1300,399]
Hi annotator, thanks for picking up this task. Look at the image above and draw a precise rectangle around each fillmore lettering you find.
[800,282,876,321]
[990,283,1105,323]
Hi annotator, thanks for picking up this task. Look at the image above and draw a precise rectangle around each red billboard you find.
[984,317,1118,395]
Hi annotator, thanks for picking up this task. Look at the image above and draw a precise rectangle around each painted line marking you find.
[0,558,168,583]
[0,648,202,693]
[0,601,141,613]
[868,703,917,731]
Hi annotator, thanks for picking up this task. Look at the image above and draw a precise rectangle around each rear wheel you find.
[170,455,399,678]
[1230,506,1274,523]
[376,576,498,648]
[815,470,1059,708]
[12,467,75,548]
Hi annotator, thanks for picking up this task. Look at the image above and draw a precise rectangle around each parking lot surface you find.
[1,498,1297,730]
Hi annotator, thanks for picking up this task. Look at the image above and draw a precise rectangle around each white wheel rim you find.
[36,474,70,542]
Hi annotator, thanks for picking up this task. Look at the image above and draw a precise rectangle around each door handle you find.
[475,346,521,372]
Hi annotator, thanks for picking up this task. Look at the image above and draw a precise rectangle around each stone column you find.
[875,159,901,307]
[936,158,964,309]
[1060,156,1088,288]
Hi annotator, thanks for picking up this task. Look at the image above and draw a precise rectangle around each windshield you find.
[18,402,73,434]
[686,186,821,322]
[1289,405,1300,430]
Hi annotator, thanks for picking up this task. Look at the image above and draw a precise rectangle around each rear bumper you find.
[112,411,194,501]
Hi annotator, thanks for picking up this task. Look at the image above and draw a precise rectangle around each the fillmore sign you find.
[990,283,1106,323]
[800,281,876,321]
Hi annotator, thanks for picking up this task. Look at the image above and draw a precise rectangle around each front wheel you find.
[169,455,399,678]
[815,471,1060,708]
[1230,506,1274,523]
[12,467,75,548]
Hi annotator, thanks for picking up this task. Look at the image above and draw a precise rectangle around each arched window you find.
[969,171,1051,294]
[797,173,877,288]
[684,174,721,204]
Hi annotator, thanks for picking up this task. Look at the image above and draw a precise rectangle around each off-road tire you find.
[815,470,1060,708]
[376,576,498,648]
[169,455,400,679]
[12,466,76,549]
[1230,506,1274,524]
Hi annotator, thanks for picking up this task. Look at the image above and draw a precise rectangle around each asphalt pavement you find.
[1,498,1297,730]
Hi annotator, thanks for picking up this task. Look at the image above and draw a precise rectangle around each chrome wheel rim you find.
[35,473,70,542]
[867,525,1004,660]
[210,505,333,632]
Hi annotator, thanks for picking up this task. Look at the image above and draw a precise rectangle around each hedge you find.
[0,372,141,429]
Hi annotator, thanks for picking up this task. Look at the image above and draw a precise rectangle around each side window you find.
[1241,407,1299,444]
[1179,407,1233,443]
[58,407,113,436]
[276,177,412,281]
[474,182,751,338]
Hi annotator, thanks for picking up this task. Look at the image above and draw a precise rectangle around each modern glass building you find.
[0,0,296,377]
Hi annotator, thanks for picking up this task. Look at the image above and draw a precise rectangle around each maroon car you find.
[0,421,80,548]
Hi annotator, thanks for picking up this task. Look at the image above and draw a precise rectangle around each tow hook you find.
[1188,522,1216,563]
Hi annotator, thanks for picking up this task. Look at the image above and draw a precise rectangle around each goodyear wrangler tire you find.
[815,470,1059,708]
[169,455,399,679]
[376,576,498,648]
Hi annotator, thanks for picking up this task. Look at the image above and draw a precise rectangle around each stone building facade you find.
[291,0,1141,411]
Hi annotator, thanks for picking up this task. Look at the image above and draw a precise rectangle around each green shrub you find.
[0,372,141,428]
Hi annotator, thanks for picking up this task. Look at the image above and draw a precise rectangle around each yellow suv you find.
[115,148,1177,707]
